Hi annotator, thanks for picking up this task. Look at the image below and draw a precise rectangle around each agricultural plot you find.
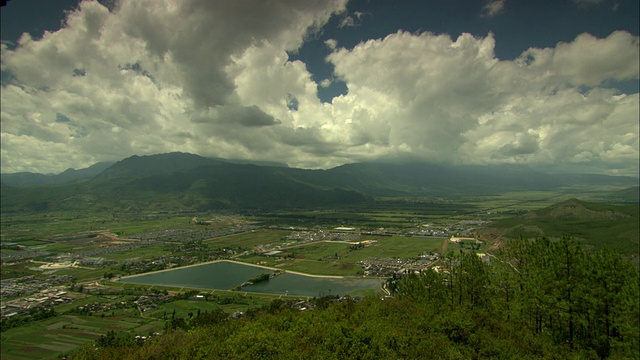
[0,313,159,360]
[279,259,362,276]
[286,242,352,260]
[102,243,169,261]
[1,290,277,360]
[203,229,291,248]
[1,212,108,243]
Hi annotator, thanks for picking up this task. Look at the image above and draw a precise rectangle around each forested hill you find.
[477,199,639,254]
[69,238,639,360]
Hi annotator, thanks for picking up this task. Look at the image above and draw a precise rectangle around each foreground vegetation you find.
[69,237,638,359]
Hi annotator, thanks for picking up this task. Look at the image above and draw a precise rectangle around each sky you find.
[1,0,638,176]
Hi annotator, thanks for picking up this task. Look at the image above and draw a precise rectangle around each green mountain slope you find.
[0,162,371,213]
[479,199,639,254]
[118,163,370,210]
[322,162,565,195]
[96,152,225,179]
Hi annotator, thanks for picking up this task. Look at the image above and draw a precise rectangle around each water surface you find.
[120,261,273,290]
[119,261,382,296]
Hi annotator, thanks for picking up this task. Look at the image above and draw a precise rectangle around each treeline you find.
[247,273,271,284]
[68,237,638,359]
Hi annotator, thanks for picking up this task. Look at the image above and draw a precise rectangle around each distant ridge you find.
[319,162,568,196]
[0,161,114,187]
[607,186,640,203]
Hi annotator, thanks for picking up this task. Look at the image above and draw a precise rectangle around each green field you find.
[1,313,160,360]
[236,236,446,276]
[0,212,246,243]
[204,229,290,248]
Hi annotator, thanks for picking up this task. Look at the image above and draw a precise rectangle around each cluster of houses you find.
[134,293,172,313]
[1,274,74,299]
[281,296,363,312]
[1,286,72,319]
[358,255,439,277]
[286,228,361,243]
[253,228,363,256]
[73,301,119,315]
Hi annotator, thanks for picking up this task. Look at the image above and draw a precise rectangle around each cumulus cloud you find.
[518,31,638,87]
[319,79,333,88]
[1,0,348,173]
[326,30,638,174]
[324,38,338,50]
[1,0,638,176]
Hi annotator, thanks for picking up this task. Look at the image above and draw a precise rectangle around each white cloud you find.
[338,10,366,28]
[519,31,639,87]
[319,79,333,88]
[324,39,338,50]
[1,0,638,176]
[481,0,506,17]
[326,30,638,174]
[1,0,348,173]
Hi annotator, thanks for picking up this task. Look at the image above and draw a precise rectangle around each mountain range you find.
[1,152,638,212]
[1,161,115,187]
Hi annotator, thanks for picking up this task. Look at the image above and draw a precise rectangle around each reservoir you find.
[118,260,384,297]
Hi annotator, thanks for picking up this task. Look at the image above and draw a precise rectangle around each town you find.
[1,216,485,326]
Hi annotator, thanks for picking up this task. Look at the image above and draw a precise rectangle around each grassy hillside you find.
[479,199,639,254]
